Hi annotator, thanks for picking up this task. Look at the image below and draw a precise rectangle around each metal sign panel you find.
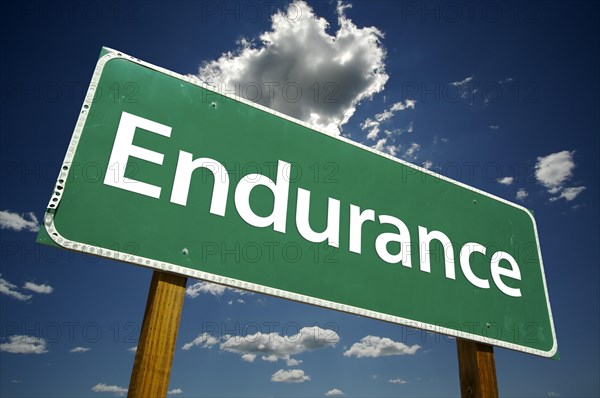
[38,48,557,357]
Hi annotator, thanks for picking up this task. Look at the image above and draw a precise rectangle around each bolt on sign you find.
[38,48,557,357]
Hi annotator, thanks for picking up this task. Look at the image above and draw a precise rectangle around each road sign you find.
[38,47,557,357]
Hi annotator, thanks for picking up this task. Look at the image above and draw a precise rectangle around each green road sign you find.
[38,47,557,357]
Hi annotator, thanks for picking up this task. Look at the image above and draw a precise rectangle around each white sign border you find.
[42,47,557,358]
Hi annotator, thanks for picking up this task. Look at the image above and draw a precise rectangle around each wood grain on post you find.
[128,271,187,398]
[457,338,499,398]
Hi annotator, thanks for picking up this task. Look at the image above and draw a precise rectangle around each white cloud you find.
[184,326,338,365]
[450,74,474,86]
[402,121,414,134]
[128,346,137,353]
[220,326,338,364]
[375,100,416,122]
[185,281,251,298]
[271,369,310,383]
[498,77,513,84]
[343,336,420,358]
[241,353,256,362]
[372,138,387,152]
[422,160,433,170]
[535,150,575,193]
[91,383,128,396]
[325,388,345,396]
[0,275,32,301]
[449,75,478,104]
[0,210,39,232]
[371,138,398,157]
[497,176,514,185]
[70,346,90,353]
[23,282,54,294]
[550,186,586,202]
[181,332,219,351]
[547,392,560,397]
[361,118,380,140]
[560,186,586,201]
[489,125,500,130]
[389,378,408,384]
[168,388,183,395]
[363,100,415,140]
[185,281,227,297]
[0,335,48,354]
[516,188,528,201]
[404,142,420,159]
[286,357,303,366]
[198,0,388,135]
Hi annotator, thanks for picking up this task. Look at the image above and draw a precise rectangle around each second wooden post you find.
[457,338,499,398]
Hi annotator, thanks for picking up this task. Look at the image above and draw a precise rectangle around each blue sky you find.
[1,1,598,397]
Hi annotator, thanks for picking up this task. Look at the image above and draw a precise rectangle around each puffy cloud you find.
[497,176,514,185]
[362,118,380,140]
[287,357,303,366]
[343,335,420,358]
[404,143,420,160]
[0,275,32,301]
[182,326,338,366]
[241,353,256,362]
[91,383,127,396]
[422,160,433,170]
[326,388,345,396]
[198,1,388,135]
[168,388,183,395]
[535,151,586,203]
[516,188,528,201]
[389,378,408,384]
[489,125,500,130]
[128,346,137,353]
[69,347,90,353]
[181,333,219,351]
[220,326,338,364]
[535,151,575,193]
[550,186,586,202]
[371,138,398,157]
[271,369,310,383]
[0,335,48,354]
[0,210,39,232]
[23,282,53,294]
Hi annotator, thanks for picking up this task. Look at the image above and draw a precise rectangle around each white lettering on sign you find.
[104,112,522,297]
[234,160,290,233]
[170,150,229,217]
[104,112,172,198]
[296,188,341,248]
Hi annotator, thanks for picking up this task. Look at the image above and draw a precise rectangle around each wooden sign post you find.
[457,338,499,398]
[128,271,187,398]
